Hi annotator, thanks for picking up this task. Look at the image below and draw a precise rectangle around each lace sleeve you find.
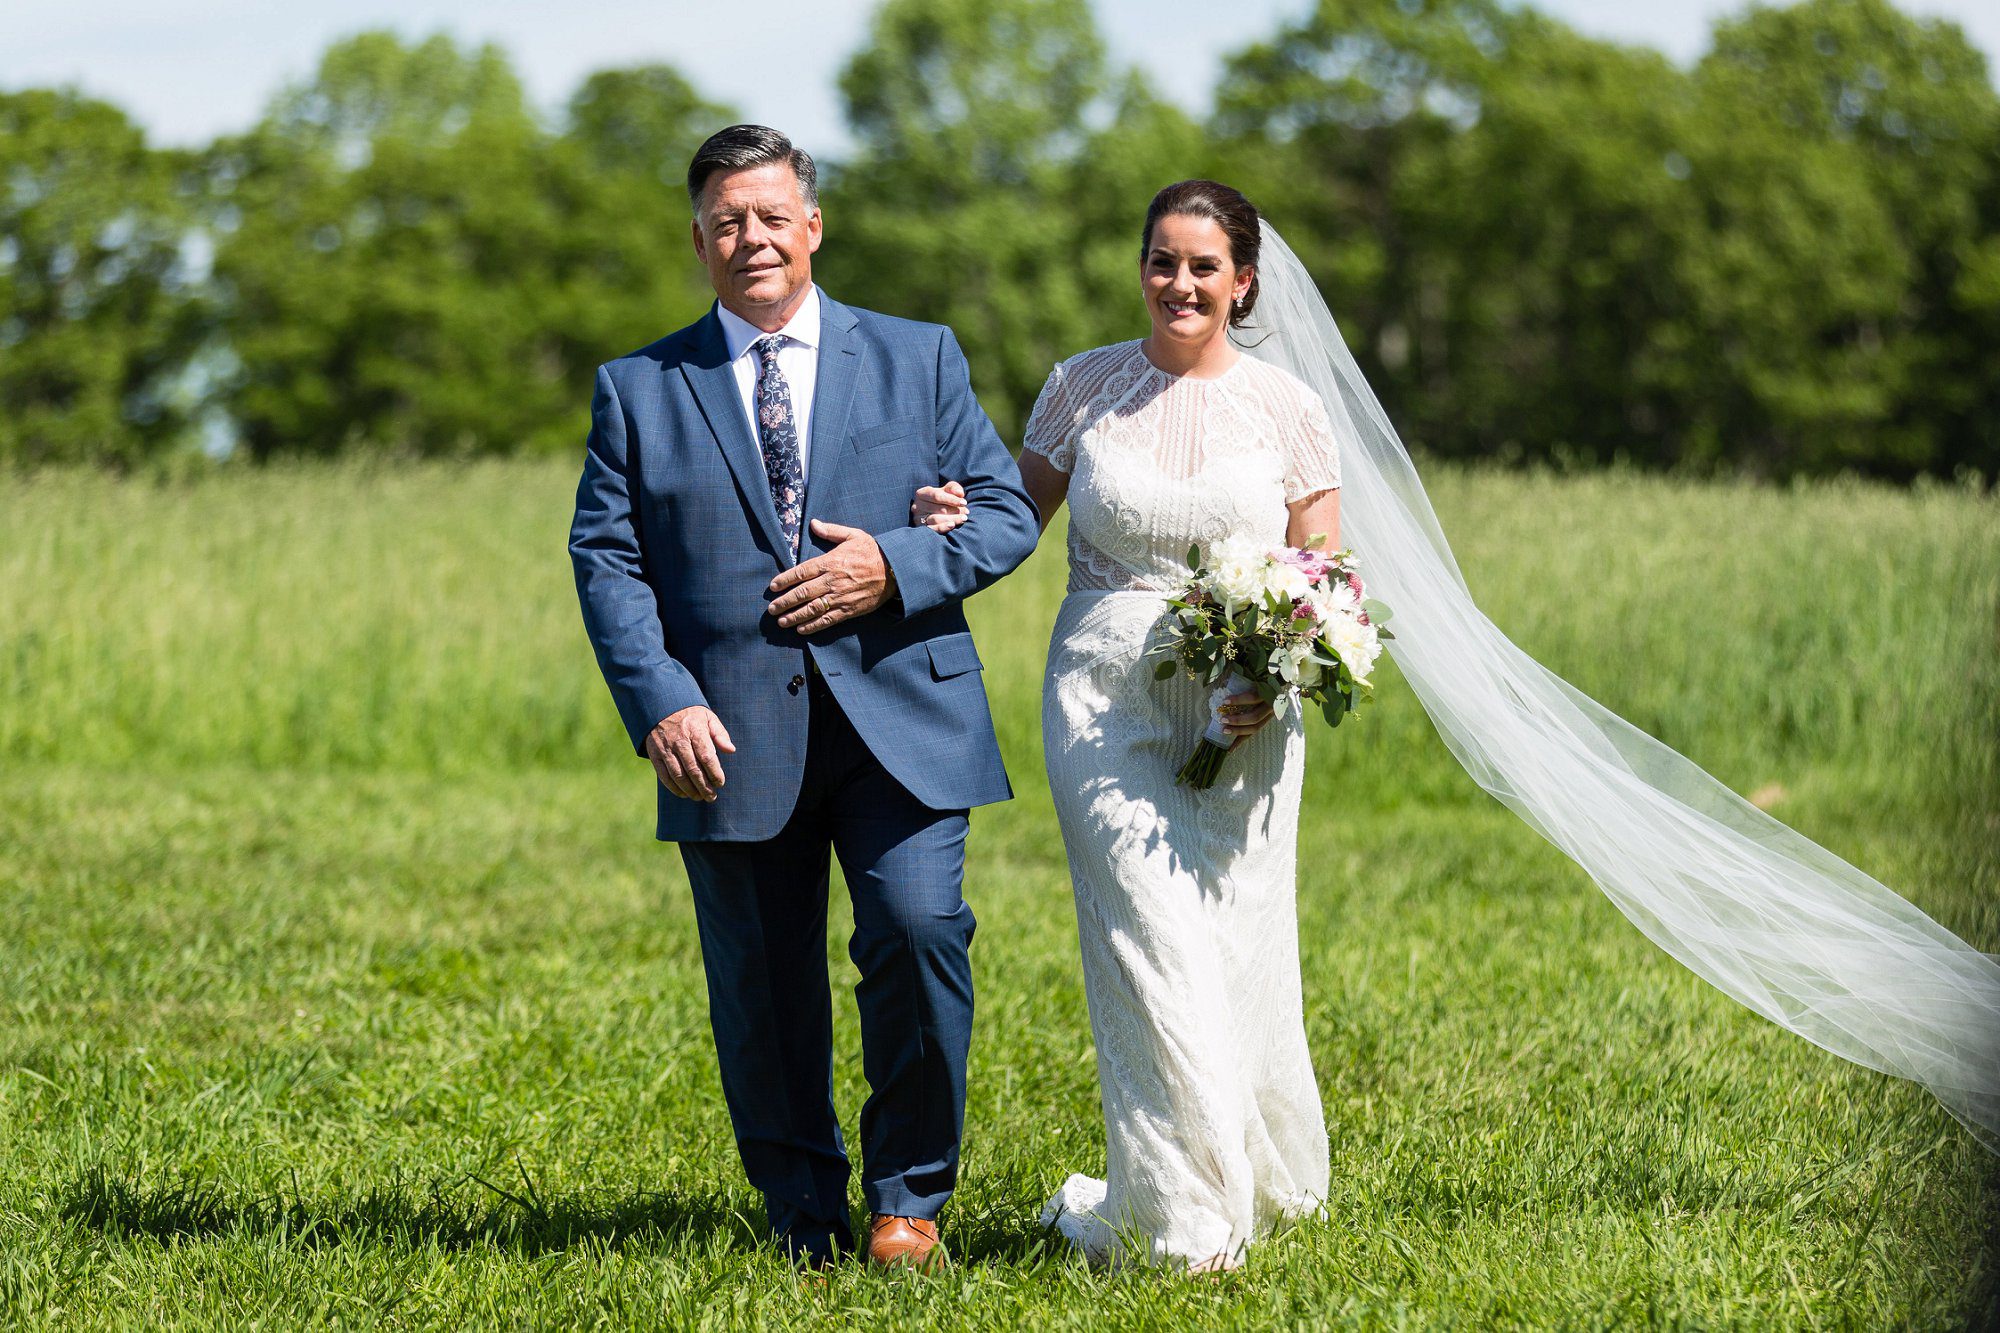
[1021,362,1075,474]
[1283,385,1342,502]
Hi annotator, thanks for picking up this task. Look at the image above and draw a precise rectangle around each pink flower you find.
[1274,546,1330,583]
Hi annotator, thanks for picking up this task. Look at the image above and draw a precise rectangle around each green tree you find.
[1213,0,1962,478]
[0,89,203,466]
[1400,16,1701,467]
[1953,151,2000,480]
[6,3,1991,480]
[551,66,737,376]
[1700,0,2000,478]
[565,65,732,182]
[208,34,725,460]
[1411,10,1910,475]
[820,0,1211,441]
[208,33,554,458]
[1664,78,1908,473]
[1216,0,1742,468]
[1214,0,1517,442]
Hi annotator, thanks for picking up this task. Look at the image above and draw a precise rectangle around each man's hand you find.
[645,706,737,802]
[766,520,897,635]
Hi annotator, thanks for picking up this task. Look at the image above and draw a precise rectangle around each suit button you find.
[788,674,805,694]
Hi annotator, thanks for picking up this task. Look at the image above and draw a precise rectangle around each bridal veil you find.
[1244,221,1999,1149]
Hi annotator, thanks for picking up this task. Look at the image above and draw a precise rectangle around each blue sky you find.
[4,0,1996,154]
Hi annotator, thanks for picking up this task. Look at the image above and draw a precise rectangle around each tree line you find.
[3,0,1996,481]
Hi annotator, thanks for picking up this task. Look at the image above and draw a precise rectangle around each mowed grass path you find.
[0,460,1994,1328]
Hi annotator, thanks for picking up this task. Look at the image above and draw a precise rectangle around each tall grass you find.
[4,462,1990,931]
[0,461,1993,1327]
[4,462,1993,783]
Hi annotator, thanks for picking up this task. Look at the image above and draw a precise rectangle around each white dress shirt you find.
[716,286,822,475]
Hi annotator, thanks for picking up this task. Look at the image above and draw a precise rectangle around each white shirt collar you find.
[717,285,821,360]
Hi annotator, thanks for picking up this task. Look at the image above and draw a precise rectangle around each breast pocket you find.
[850,416,927,454]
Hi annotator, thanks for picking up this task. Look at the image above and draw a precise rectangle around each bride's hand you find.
[912,480,969,532]
[1221,690,1274,744]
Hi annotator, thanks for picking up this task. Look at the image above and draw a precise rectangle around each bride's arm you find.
[914,449,1070,535]
[1018,451,1069,534]
[1285,487,1340,551]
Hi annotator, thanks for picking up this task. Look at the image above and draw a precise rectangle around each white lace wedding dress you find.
[1027,339,1342,1267]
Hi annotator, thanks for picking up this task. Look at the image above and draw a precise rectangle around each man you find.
[568,124,1039,1269]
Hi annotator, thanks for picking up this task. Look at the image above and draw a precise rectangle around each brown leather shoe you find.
[866,1214,944,1269]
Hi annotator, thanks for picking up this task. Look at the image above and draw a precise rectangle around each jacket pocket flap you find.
[926,633,983,679]
[851,416,924,452]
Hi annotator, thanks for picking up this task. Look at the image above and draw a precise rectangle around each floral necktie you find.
[752,335,804,560]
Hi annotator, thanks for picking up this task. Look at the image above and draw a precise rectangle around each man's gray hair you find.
[686,124,818,213]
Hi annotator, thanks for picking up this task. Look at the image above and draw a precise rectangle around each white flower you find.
[1308,576,1361,625]
[1210,535,1266,567]
[1327,617,1382,684]
[1265,561,1314,602]
[1276,638,1322,687]
[1206,537,1272,612]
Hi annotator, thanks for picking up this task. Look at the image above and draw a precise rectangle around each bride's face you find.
[1142,214,1252,350]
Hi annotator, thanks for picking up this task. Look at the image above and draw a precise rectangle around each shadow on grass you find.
[940,1211,1067,1268]
[56,1163,762,1258]
[1969,1156,2000,1333]
[56,1161,1080,1274]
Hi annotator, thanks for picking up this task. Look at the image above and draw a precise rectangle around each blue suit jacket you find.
[569,294,1041,842]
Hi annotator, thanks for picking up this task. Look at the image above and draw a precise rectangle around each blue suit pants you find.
[678,672,974,1263]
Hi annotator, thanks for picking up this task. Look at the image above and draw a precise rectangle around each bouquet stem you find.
[1177,671,1251,790]
[1175,739,1232,789]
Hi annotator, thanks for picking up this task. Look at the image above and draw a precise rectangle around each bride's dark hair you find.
[1141,180,1262,327]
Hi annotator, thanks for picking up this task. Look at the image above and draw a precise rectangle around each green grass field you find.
[0,459,1994,1328]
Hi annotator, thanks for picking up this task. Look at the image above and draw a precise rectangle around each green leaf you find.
[1321,693,1347,728]
[1362,599,1393,624]
[1187,543,1201,571]
[1153,658,1177,681]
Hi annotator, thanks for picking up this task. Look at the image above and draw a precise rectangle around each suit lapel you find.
[680,306,789,562]
[804,296,862,523]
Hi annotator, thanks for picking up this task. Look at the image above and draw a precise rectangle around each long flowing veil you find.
[1242,221,1999,1150]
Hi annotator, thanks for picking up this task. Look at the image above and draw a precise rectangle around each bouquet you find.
[1152,535,1392,789]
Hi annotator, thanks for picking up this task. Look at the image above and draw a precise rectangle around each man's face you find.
[691,163,822,325]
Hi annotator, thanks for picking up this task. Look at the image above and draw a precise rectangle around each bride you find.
[918,181,2000,1271]
[927,179,1341,1268]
